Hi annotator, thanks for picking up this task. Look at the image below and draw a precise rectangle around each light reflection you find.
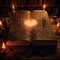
[23,19,38,30]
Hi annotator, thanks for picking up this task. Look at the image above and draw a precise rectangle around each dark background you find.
[0,0,60,17]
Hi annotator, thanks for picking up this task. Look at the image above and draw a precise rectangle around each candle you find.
[1,42,9,56]
[2,42,6,50]
[0,20,2,27]
[43,4,46,10]
[11,4,16,13]
[57,22,59,28]
[12,4,15,10]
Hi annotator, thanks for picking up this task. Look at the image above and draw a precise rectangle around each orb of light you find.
[23,19,38,30]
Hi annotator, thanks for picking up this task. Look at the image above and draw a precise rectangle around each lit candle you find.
[57,22,59,28]
[0,20,2,27]
[43,4,46,10]
[12,4,15,10]
[11,4,16,13]
[2,42,6,50]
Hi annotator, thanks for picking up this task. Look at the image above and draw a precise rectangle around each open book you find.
[9,10,55,41]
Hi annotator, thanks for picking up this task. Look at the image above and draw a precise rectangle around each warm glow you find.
[2,42,6,50]
[57,22,59,28]
[43,4,46,10]
[50,18,53,22]
[11,4,16,13]
[12,4,15,10]
[24,19,38,30]
[0,20,2,26]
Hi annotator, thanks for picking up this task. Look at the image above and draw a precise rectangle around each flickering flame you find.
[12,4,15,10]
[43,4,46,10]
[24,19,38,30]
[57,22,59,28]
[11,4,16,13]
[2,42,6,50]
[0,21,2,26]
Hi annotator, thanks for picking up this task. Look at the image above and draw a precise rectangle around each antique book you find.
[9,10,55,41]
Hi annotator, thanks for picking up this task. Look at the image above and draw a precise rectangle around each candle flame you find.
[11,4,16,13]
[12,4,15,10]
[0,21,2,26]
[2,42,6,50]
[43,4,46,10]
[57,22,59,27]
